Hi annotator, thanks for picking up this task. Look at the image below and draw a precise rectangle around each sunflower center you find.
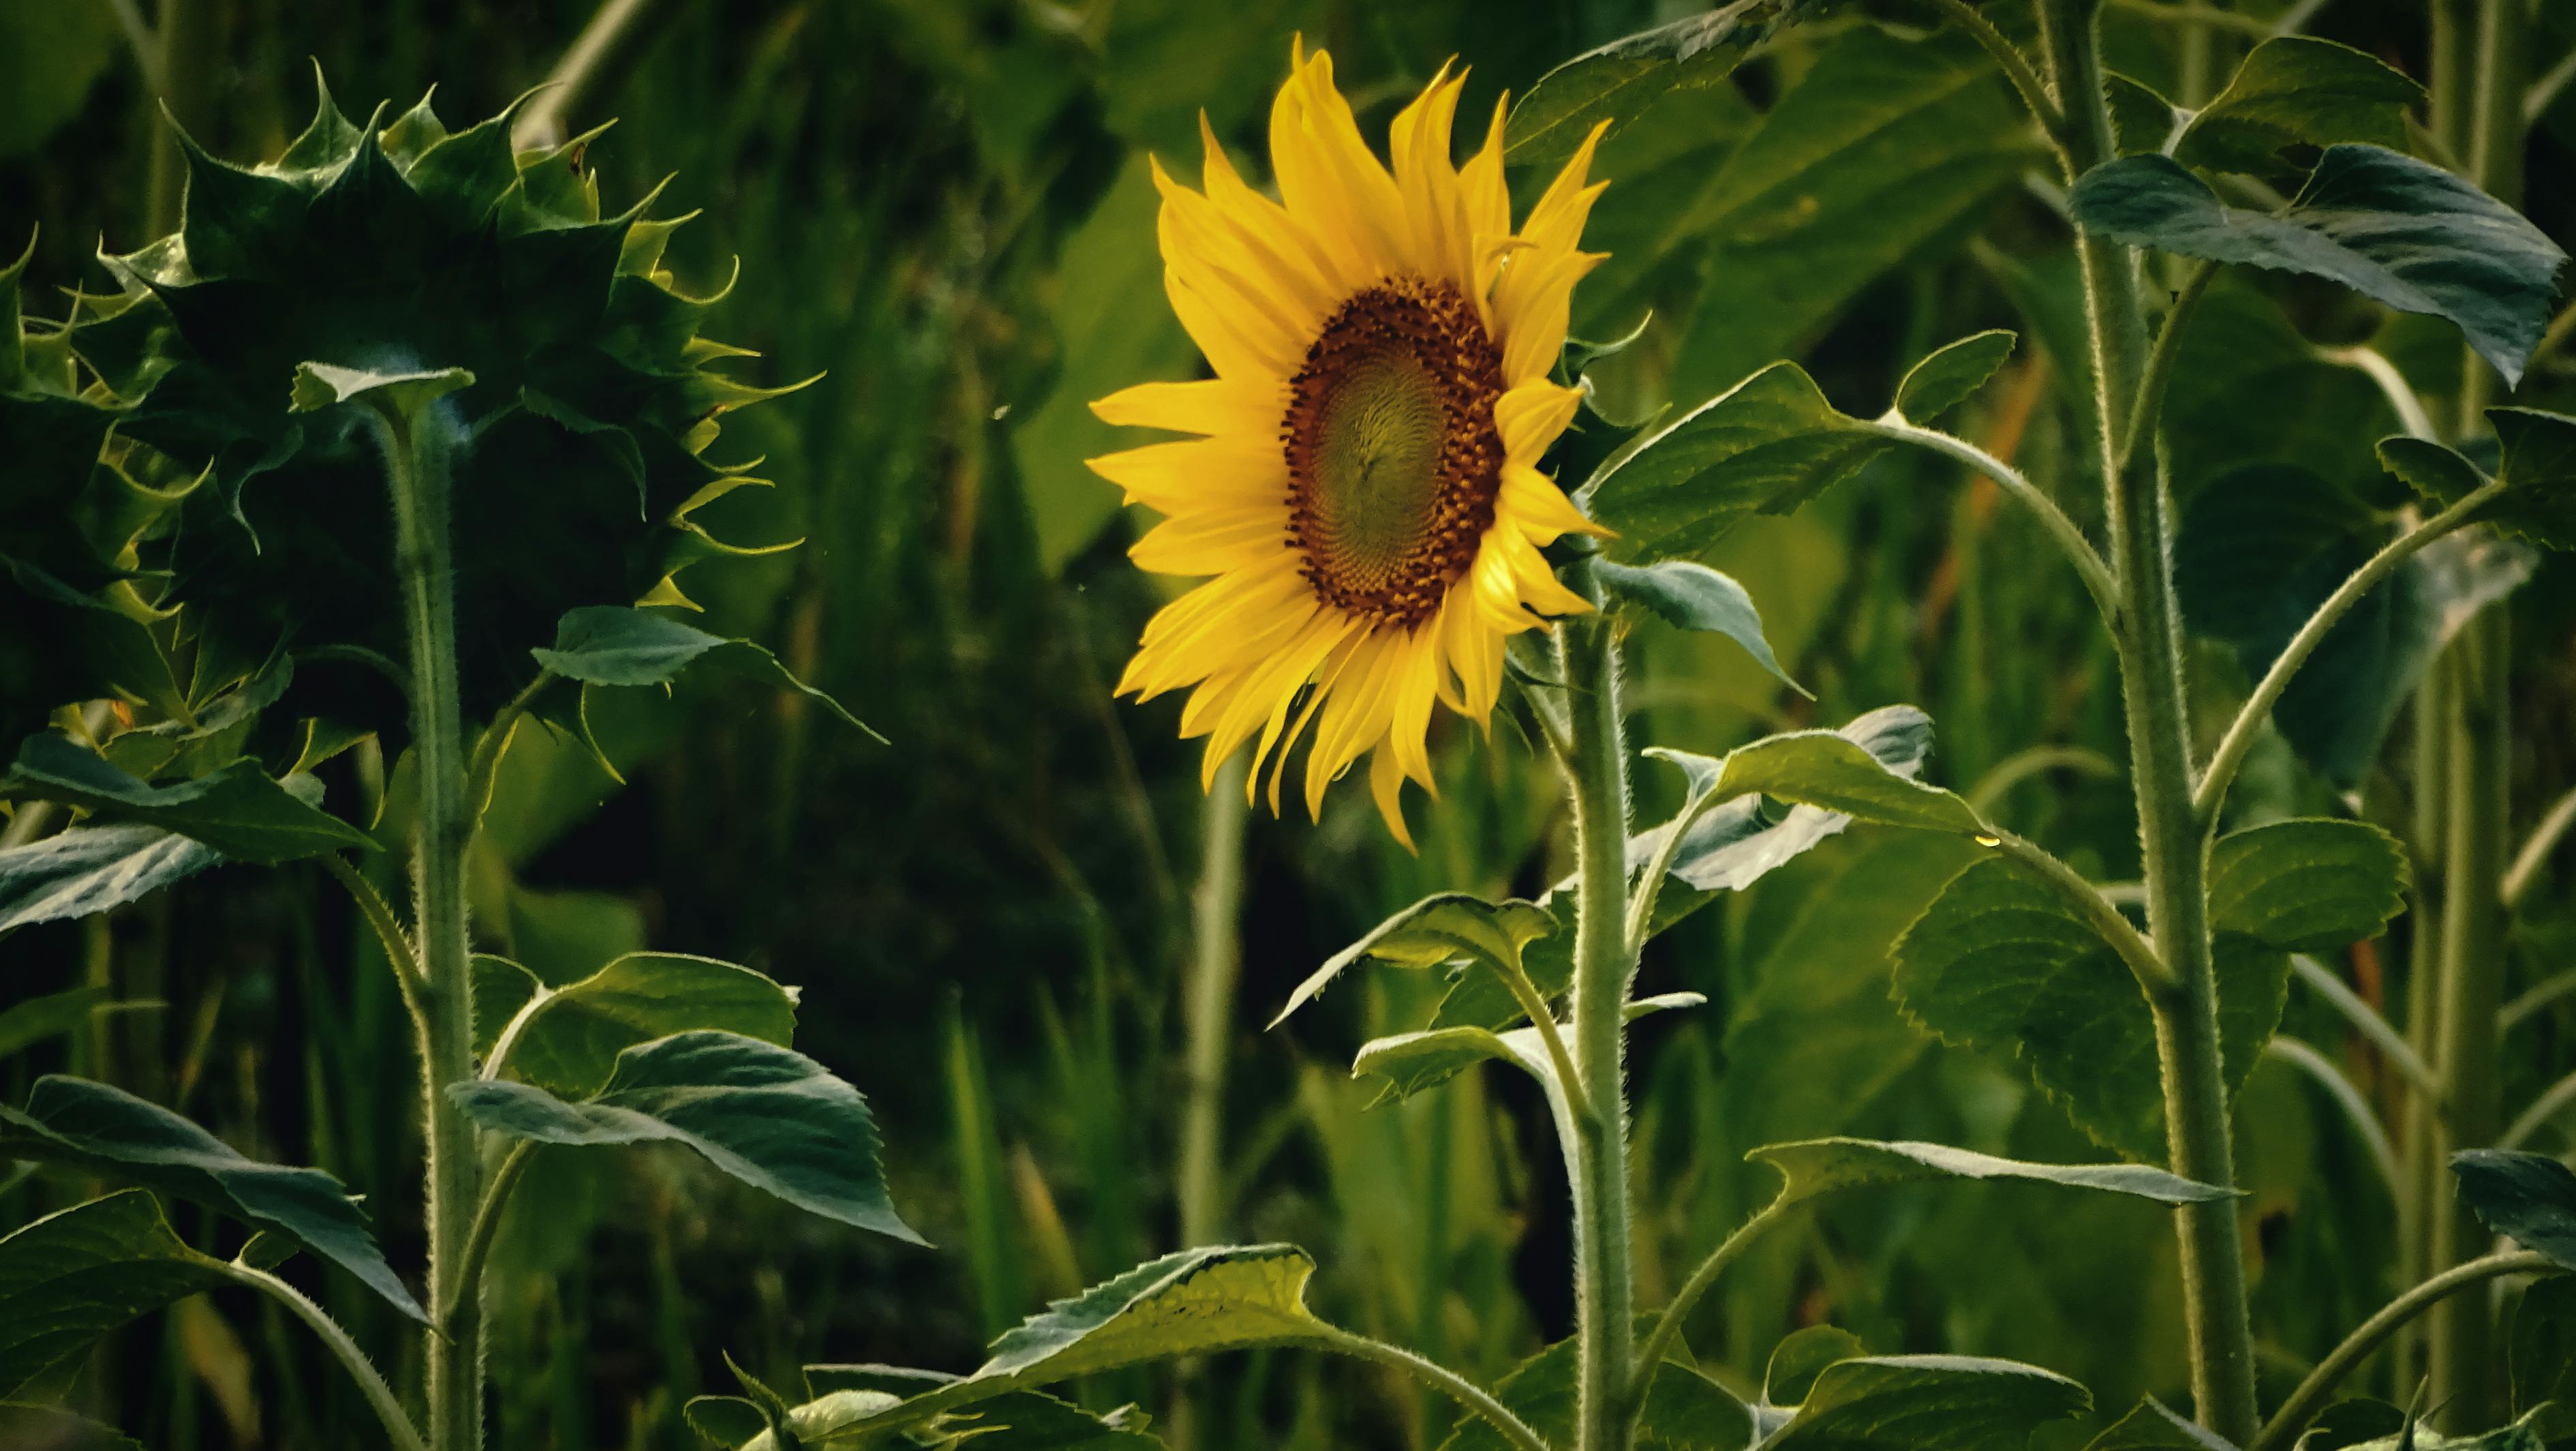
[1283,276,1505,629]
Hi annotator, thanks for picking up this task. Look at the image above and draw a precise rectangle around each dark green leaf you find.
[927,1392,1163,1449]
[2104,74,2182,157]
[0,1074,425,1320]
[532,606,880,739]
[0,1191,231,1401]
[1746,1137,2235,1209]
[1582,361,1882,563]
[1765,1326,1865,1407]
[685,1395,774,1448]
[2083,1398,2234,1450]
[0,823,223,932]
[1506,0,1806,169]
[1595,558,1808,695]
[2511,1276,2576,1420]
[1765,1355,2089,1449]
[2206,819,2408,952]
[0,1403,147,1451]
[2454,1150,2576,1271]
[450,1029,924,1244]
[801,1364,958,1399]
[485,951,800,1099]
[2172,37,2423,174]
[2380,411,2576,552]
[2336,1412,2548,1451]
[1276,893,1554,1027]
[0,735,372,864]
[1437,1328,1754,1451]
[1892,331,2017,425]
[2069,145,2568,385]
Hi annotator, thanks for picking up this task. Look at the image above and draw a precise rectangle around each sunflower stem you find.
[1555,581,1636,1451]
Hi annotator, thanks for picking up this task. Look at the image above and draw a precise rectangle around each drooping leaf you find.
[0,823,224,932]
[1436,1327,1755,1451]
[1276,893,1554,1027]
[2381,410,2576,554]
[0,1191,232,1401]
[0,1403,147,1451]
[533,606,878,739]
[1763,1355,2090,1450]
[484,951,800,1098]
[1704,729,1984,836]
[2171,37,2423,174]
[1745,1137,2234,1210]
[1505,0,1808,168]
[450,1030,923,1244]
[1764,1326,1865,1407]
[2453,1150,2576,1271]
[1892,331,2017,426]
[2083,1397,2235,1450]
[1582,361,1882,563]
[1594,558,1808,695]
[2068,144,2569,385]
[0,1074,425,1321]
[2205,819,2407,953]
[0,736,371,863]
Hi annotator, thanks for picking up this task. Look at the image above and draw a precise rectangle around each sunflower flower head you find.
[1088,41,1611,846]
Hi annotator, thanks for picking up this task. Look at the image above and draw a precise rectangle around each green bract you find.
[69,72,801,746]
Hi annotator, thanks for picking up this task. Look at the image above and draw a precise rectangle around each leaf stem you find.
[1861,418,2119,626]
[1625,1195,1795,1416]
[1927,0,2068,143]
[513,0,672,149]
[2192,478,2505,828]
[1494,956,1592,1130]
[2262,1037,2399,1196]
[2118,260,2218,471]
[1304,1325,1550,1451]
[2288,953,2442,1107]
[2248,1251,2559,1451]
[224,1259,429,1451]
[1555,580,1637,1451]
[321,853,423,1001]
[442,1140,538,1332]
[2498,1067,2576,1151]
[2502,785,2576,911]
[463,671,553,823]
[1993,831,2179,998]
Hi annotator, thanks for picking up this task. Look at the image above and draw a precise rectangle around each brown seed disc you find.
[1281,275,1506,630]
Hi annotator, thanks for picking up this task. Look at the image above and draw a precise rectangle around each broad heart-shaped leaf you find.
[1764,1355,2090,1450]
[533,606,880,739]
[1594,558,1807,695]
[1745,1137,2233,1210]
[1891,855,2291,1158]
[2206,820,2406,953]
[2084,1398,2235,1450]
[0,1074,424,1321]
[1582,361,1883,563]
[0,735,371,863]
[1892,330,2016,426]
[2068,145,2568,386]
[450,1030,923,1244]
[1353,993,1706,1106]
[1437,1325,1754,1451]
[0,1190,232,1401]
[2171,37,2422,174]
[2511,1275,2576,1420]
[0,822,222,932]
[1766,1326,1867,1407]
[1275,893,1554,1028]
[2453,1150,2576,1271]
[482,951,799,1099]
[2381,410,2576,553]
[2176,461,2535,786]
[1505,0,1808,168]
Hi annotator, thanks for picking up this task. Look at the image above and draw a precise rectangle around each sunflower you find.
[1088,42,1611,846]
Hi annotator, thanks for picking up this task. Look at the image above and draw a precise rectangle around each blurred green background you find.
[3,0,2575,1447]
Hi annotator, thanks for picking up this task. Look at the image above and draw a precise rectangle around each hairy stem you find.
[1860,418,2119,626]
[1557,586,1636,1451]
[442,1142,538,1346]
[225,1262,428,1451]
[1627,1195,1796,1416]
[1304,1326,1551,1451]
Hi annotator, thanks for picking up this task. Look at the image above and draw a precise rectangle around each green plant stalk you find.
[374,403,484,1451]
[225,1262,429,1451]
[1178,750,1251,1251]
[2394,662,2449,1392]
[1555,584,1636,1451]
[140,0,217,237]
[2038,0,2257,1437]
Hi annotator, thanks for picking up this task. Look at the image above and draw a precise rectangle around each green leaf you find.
[485,951,800,1098]
[0,987,158,1062]
[1582,361,1882,563]
[2083,1398,2235,1450]
[0,1403,147,1451]
[1892,856,2289,1158]
[2172,37,2423,174]
[1764,1355,2091,1450]
[1276,893,1554,1027]
[1436,1328,1754,1451]
[532,606,880,739]
[2510,1276,2576,1420]
[2453,1150,2576,1271]
[1353,994,1705,1106]
[286,361,476,419]
[1506,0,1808,169]
[1708,730,1984,836]
[0,1074,425,1321]
[2381,410,2576,552]
[1745,1137,2235,1210]
[2206,819,2408,952]
[2069,145,2569,385]
[0,823,224,932]
[2335,1413,2549,1451]
[684,1395,775,1448]
[0,1191,232,1401]
[925,1393,1163,1450]
[0,735,373,864]
[450,1030,924,1244]
[2104,74,2183,157]
[1892,331,2017,425]
[1594,558,1808,696]
[1765,1326,1865,1406]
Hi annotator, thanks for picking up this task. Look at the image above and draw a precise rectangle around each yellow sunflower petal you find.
[1494,380,1582,459]
[1091,377,1283,436]
[1369,742,1417,851]
[1304,632,1404,819]
[1389,65,1470,285]
[1193,115,1347,320]
[1086,435,1281,515]
[1129,504,1290,576]
[1501,463,1608,545]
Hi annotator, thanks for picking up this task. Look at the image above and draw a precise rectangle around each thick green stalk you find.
[2038,1,2256,1437]
[2394,650,2451,1392]
[1556,590,1636,1451]
[1177,751,1251,1251]
[377,406,483,1451]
